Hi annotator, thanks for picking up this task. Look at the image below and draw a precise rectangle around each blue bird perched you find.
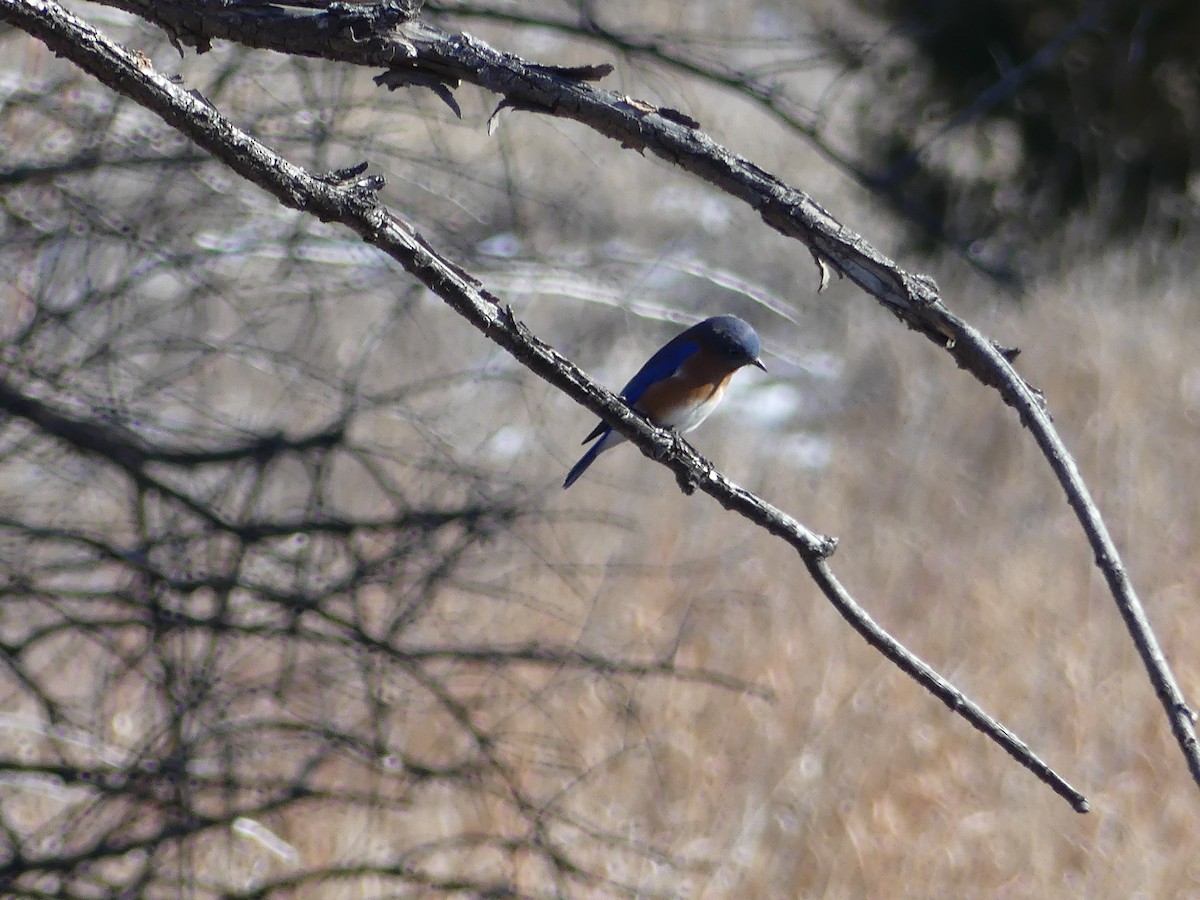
[563,315,766,489]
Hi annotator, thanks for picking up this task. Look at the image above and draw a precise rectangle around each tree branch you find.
[423,0,1022,287]
[0,0,1101,811]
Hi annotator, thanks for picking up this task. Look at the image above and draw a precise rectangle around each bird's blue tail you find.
[563,437,606,489]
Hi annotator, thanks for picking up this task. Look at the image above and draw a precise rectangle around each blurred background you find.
[1,0,1198,896]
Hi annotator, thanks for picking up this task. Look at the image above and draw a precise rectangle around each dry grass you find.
[3,5,1200,897]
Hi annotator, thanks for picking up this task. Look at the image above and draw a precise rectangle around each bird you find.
[563,315,766,489]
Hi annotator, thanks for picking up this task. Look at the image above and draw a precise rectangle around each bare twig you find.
[945,315,1200,782]
[0,0,1093,810]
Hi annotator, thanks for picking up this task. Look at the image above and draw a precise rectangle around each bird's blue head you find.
[698,315,766,371]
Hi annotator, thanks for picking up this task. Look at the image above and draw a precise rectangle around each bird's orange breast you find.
[635,354,736,429]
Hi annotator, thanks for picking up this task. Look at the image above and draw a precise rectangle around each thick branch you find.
[0,0,1091,811]
[422,1,1019,286]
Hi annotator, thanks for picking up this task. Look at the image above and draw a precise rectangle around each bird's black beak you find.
[752,358,767,372]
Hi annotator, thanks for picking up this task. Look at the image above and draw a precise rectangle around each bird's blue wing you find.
[578,336,700,445]
[618,337,700,405]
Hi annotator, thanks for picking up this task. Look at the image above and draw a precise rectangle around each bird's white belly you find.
[659,384,726,433]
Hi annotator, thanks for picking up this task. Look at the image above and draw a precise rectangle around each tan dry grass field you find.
[2,4,1200,898]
